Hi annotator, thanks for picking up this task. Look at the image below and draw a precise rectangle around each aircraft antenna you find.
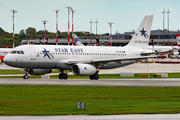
[10,10,17,48]
[54,10,60,45]
[108,22,114,46]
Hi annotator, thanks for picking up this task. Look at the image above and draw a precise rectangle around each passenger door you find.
[29,47,36,60]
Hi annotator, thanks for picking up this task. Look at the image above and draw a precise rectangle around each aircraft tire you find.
[89,74,99,80]
[63,73,68,79]
[94,74,99,80]
[59,73,63,79]
[23,75,29,79]
[89,75,94,80]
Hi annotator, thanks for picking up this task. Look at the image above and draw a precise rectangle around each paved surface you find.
[0,114,180,120]
[0,78,180,87]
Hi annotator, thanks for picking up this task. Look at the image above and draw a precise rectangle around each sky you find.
[0,0,179,35]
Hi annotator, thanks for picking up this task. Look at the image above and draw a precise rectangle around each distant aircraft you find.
[0,48,13,62]
[4,15,157,80]
[73,34,84,46]
[147,34,180,58]
[176,34,180,47]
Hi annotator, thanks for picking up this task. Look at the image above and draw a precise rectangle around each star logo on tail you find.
[140,28,148,38]
[42,48,51,59]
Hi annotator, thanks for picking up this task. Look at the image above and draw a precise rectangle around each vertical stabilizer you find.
[126,15,153,49]
[73,34,84,46]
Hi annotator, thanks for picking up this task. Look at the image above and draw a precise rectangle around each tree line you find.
[0,27,109,48]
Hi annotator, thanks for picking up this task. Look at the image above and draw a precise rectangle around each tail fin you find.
[126,15,153,49]
[72,34,84,46]
[176,34,180,47]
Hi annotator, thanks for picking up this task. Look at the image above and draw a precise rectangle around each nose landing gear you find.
[23,68,29,79]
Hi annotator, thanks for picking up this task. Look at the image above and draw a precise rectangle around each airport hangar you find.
[21,29,179,46]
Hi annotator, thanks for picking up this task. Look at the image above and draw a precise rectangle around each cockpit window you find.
[17,51,21,54]
[21,51,24,54]
[11,50,25,54]
[11,51,16,54]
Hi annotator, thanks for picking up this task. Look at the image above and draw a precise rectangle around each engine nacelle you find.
[28,69,52,75]
[72,64,99,76]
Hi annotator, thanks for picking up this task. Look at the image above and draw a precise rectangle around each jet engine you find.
[72,64,99,76]
[27,69,52,75]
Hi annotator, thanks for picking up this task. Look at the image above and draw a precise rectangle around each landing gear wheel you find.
[89,75,94,80]
[89,74,99,80]
[59,73,68,79]
[94,74,99,80]
[63,73,68,79]
[59,73,63,79]
[23,75,29,79]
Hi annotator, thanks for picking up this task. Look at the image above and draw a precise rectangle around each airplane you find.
[4,15,156,80]
[147,34,180,58]
[176,34,180,47]
[0,48,13,62]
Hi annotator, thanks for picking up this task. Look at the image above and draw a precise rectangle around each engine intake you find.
[72,64,99,76]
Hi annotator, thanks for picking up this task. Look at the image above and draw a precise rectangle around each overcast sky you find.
[0,0,179,34]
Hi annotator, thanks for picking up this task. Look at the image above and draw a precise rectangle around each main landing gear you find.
[89,73,99,80]
[59,70,68,79]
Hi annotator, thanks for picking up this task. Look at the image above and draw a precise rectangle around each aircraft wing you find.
[67,55,156,65]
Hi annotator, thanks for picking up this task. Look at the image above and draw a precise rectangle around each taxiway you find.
[0,78,180,87]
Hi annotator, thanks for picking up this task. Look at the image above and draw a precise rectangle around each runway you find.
[1,78,180,87]
[0,114,180,120]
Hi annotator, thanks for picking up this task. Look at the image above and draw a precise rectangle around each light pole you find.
[95,18,98,36]
[54,10,60,45]
[108,22,114,46]
[42,21,48,45]
[71,8,76,45]
[66,7,71,45]
[89,18,93,45]
[167,8,170,45]
[11,10,17,48]
[162,7,165,44]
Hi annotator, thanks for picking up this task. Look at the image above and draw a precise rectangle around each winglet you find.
[72,34,84,46]
[126,15,153,49]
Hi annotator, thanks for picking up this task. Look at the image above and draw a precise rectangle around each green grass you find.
[0,85,180,115]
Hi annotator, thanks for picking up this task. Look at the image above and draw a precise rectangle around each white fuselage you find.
[4,45,151,70]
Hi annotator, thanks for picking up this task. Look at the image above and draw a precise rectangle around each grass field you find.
[0,85,180,115]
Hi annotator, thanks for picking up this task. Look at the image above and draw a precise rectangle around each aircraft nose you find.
[3,54,12,65]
